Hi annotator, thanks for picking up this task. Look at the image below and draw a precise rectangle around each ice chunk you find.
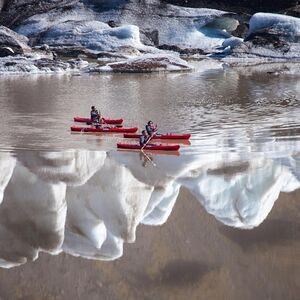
[247,13,300,38]
[39,20,143,52]
[98,53,192,72]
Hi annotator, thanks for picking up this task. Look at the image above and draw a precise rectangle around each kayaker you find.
[139,130,149,147]
[90,106,101,123]
[145,121,158,136]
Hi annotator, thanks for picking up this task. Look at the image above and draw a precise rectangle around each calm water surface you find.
[0,61,299,155]
[0,61,299,300]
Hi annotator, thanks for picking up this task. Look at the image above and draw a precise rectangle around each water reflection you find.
[0,148,299,268]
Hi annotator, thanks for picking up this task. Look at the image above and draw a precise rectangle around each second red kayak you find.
[74,117,123,125]
[117,143,180,151]
[71,126,138,133]
[123,133,191,140]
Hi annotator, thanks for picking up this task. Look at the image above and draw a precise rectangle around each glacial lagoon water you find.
[0,61,300,299]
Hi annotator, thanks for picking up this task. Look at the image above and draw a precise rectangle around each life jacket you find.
[145,125,152,135]
[146,124,156,135]
[139,135,147,146]
[91,110,99,121]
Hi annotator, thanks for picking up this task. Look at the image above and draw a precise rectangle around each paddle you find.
[141,133,154,150]
[141,150,156,167]
[141,133,157,167]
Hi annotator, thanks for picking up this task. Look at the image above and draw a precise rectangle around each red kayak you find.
[73,117,123,125]
[71,126,138,133]
[123,133,191,140]
[117,143,180,151]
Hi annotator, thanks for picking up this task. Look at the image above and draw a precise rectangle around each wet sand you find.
[0,188,299,300]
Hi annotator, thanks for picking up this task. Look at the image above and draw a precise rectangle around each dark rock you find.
[245,30,291,53]
[83,0,128,11]
[38,44,50,51]
[158,44,206,55]
[231,22,249,39]
[163,0,299,14]
[0,0,4,12]
[0,0,79,28]
[0,46,14,57]
[230,27,300,59]
[107,20,117,28]
[0,25,31,54]
[140,29,159,46]
[50,46,128,61]
[4,61,17,66]
[283,5,300,17]
[51,47,98,59]
[96,51,128,60]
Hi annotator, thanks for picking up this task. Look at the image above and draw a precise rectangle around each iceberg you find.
[98,3,238,51]
[98,53,192,73]
[226,13,300,60]
[247,13,300,40]
[39,21,143,52]
[15,2,239,54]
[0,25,31,55]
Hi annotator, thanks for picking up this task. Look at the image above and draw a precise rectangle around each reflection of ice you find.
[0,148,299,267]
[0,162,66,268]
[179,159,300,229]
[18,149,106,185]
[142,181,181,226]
[0,153,16,205]
[64,156,153,261]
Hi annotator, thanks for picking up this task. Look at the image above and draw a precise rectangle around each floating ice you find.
[0,55,88,74]
[98,53,192,72]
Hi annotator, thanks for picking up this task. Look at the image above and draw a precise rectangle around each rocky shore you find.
[0,0,299,74]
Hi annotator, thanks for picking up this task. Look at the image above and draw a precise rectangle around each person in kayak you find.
[90,106,101,123]
[139,130,149,147]
[145,121,158,136]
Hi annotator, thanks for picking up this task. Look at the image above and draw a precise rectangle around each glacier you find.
[0,5,298,74]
